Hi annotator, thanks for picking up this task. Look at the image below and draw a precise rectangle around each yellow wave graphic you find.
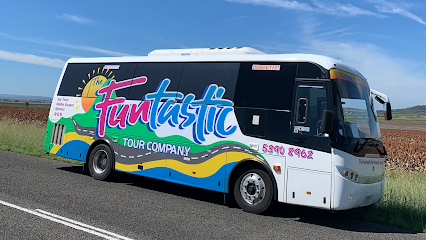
[50,132,94,154]
[115,151,262,178]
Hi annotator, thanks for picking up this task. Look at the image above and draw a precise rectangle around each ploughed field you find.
[382,129,426,172]
[0,106,49,125]
[0,106,424,172]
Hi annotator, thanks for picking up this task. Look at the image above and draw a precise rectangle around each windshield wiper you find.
[353,138,372,154]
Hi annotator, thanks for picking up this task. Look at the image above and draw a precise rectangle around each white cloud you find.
[313,0,384,17]
[299,19,426,108]
[37,50,81,58]
[0,49,65,68]
[367,0,426,25]
[57,14,93,24]
[227,0,313,11]
[226,0,384,17]
[0,33,129,57]
[257,18,426,108]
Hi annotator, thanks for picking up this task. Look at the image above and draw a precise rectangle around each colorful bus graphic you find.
[45,47,391,213]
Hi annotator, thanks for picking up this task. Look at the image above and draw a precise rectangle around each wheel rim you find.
[92,149,108,174]
[239,172,266,205]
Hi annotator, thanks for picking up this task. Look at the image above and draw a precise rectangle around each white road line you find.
[211,150,219,154]
[145,152,151,155]
[83,130,88,132]
[222,146,229,150]
[0,200,132,240]
[201,154,208,158]
[36,209,132,240]
[233,146,241,150]
[137,155,143,157]
[114,151,118,155]
[89,131,94,134]
[245,149,252,154]
[120,155,126,158]
[77,128,81,131]
[191,157,198,160]
[128,156,134,159]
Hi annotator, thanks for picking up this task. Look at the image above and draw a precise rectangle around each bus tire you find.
[233,167,273,214]
[88,144,114,181]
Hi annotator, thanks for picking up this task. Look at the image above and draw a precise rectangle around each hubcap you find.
[93,149,108,174]
[240,173,266,205]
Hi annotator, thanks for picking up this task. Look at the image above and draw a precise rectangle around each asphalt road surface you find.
[0,150,424,240]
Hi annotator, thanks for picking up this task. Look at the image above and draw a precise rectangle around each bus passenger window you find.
[177,62,239,102]
[296,63,326,79]
[128,63,184,101]
[100,63,137,99]
[58,63,98,97]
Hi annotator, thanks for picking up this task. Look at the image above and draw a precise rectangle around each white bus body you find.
[44,47,390,213]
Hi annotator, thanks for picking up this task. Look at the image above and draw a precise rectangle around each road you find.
[0,150,424,240]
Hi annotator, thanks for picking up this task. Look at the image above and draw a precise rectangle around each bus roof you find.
[66,48,366,80]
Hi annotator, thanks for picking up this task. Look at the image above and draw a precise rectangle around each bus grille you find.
[50,124,66,145]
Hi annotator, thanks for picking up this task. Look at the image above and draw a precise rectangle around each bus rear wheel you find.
[234,167,273,214]
[88,144,114,181]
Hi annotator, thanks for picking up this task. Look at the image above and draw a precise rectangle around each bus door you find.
[286,80,332,208]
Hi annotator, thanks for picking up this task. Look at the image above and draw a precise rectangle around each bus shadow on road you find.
[264,203,416,234]
[58,165,416,235]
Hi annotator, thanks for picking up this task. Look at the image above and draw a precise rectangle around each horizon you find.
[1,92,425,111]
[1,1,426,109]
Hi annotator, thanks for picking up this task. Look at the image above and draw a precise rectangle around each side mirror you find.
[385,102,392,120]
[321,110,334,135]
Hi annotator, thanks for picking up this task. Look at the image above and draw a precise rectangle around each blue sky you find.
[0,0,425,109]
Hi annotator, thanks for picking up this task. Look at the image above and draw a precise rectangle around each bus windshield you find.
[332,79,381,141]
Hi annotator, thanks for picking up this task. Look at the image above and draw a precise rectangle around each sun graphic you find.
[75,67,115,112]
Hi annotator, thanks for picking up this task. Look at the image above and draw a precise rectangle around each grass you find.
[0,118,426,232]
[0,118,82,164]
[378,116,426,121]
[346,170,426,232]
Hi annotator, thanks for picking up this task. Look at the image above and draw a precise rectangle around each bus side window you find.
[293,84,328,136]
[296,63,326,79]
[234,62,296,143]
[177,62,239,103]
[234,62,297,110]
[95,63,137,99]
[127,63,184,101]
[58,63,98,97]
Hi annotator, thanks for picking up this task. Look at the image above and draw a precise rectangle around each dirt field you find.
[0,106,49,125]
[379,120,426,131]
[0,101,50,109]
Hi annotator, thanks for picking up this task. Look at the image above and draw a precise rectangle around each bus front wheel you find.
[88,144,114,181]
[234,167,273,214]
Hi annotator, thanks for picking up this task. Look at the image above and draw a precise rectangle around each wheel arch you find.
[85,139,116,164]
[227,159,278,201]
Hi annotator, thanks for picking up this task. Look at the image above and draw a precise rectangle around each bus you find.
[44,47,392,213]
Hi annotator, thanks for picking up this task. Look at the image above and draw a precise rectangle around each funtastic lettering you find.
[94,77,237,143]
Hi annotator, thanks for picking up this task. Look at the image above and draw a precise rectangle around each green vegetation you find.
[347,170,426,232]
[0,101,51,108]
[377,105,426,120]
[0,118,82,164]
[1,118,426,232]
